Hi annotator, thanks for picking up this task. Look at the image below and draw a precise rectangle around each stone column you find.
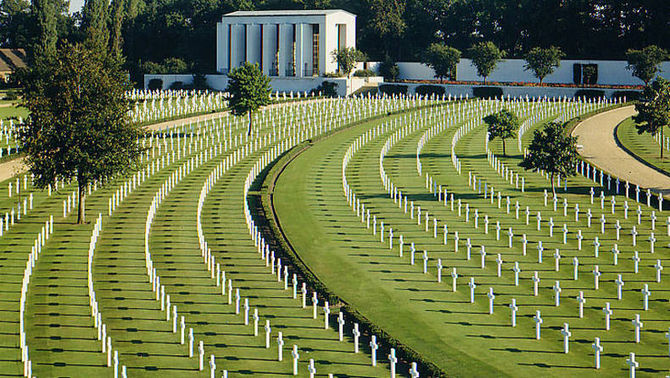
[261,24,273,76]
[278,23,289,77]
[295,23,304,77]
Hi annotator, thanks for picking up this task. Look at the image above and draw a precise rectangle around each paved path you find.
[0,157,25,182]
[572,105,670,196]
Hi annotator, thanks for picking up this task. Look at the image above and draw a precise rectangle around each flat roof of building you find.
[224,9,355,18]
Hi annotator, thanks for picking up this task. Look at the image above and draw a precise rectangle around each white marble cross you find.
[409,362,420,378]
[554,249,561,271]
[649,233,656,254]
[561,323,571,353]
[198,341,204,371]
[370,335,379,366]
[308,358,316,378]
[615,274,624,300]
[512,262,520,286]
[641,284,651,311]
[496,254,502,277]
[451,268,458,292]
[353,323,360,353]
[577,291,586,318]
[323,301,330,329]
[533,310,543,339]
[468,277,476,303]
[509,298,518,327]
[655,259,663,283]
[593,265,601,290]
[626,352,638,378]
[537,241,543,264]
[277,332,284,361]
[632,314,643,343]
[593,237,600,257]
[603,302,612,330]
[592,337,603,369]
[553,281,562,306]
[573,257,579,280]
[532,271,540,296]
[487,287,495,314]
[479,247,486,269]
[292,345,299,375]
[312,292,319,319]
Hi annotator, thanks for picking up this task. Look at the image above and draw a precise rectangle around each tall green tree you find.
[331,47,366,77]
[109,0,125,58]
[626,45,668,86]
[468,41,505,83]
[31,0,59,59]
[368,0,406,59]
[81,0,109,52]
[0,0,33,48]
[483,109,520,156]
[17,43,144,223]
[523,46,564,85]
[633,77,670,158]
[226,62,271,136]
[422,43,460,83]
[520,121,579,195]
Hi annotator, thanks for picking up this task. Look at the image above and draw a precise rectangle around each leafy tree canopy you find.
[523,46,564,85]
[626,45,668,85]
[16,43,145,223]
[422,43,460,83]
[633,77,670,158]
[331,47,366,77]
[468,41,505,83]
[483,109,519,156]
[520,121,579,194]
[226,62,271,135]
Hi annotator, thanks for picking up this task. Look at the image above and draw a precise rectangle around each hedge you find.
[148,78,163,90]
[611,90,642,101]
[574,89,605,99]
[473,86,503,99]
[378,84,408,96]
[415,85,446,97]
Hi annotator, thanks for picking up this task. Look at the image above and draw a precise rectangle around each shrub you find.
[378,84,407,96]
[415,85,445,97]
[191,73,209,90]
[169,81,184,90]
[611,90,642,101]
[473,86,503,99]
[147,78,163,90]
[378,57,400,81]
[353,69,376,77]
[311,81,338,97]
[323,72,343,78]
[574,89,605,100]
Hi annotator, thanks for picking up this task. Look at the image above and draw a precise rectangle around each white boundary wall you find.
[365,59,670,86]
[144,74,382,97]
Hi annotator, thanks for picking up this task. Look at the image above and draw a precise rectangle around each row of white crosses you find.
[135,96,419,375]
[129,90,226,124]
[0,117,21,158]
[349,97,669,373]
[18,215,54,378]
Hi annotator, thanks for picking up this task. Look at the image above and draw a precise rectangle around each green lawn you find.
[274,100,670,377]
[616,117,670,175]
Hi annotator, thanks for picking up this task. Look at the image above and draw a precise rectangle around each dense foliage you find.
[523,46,565,85]
[633,78,670,158]
[483,109,520,156]
[520,121,579,194]
[422,43,460,83]
[2,0,669,86]
[16,43,145,223]
[226,62,271,136]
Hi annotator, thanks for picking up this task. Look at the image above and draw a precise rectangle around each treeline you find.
[1,0,669,85]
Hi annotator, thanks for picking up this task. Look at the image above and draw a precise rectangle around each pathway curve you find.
[572,105,670,196]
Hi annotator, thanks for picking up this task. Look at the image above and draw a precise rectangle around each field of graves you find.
[2,91,668,377]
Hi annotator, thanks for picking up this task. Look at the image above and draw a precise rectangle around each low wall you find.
[365,59,670,86]
[144,74,382,97]
[379,82,639,99]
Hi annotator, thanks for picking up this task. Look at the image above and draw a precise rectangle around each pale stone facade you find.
[216,10,356,77]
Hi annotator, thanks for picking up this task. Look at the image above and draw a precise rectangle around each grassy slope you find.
[275,103,670,377]
[616,117,670,175]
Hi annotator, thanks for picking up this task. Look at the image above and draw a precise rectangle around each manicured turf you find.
[274,100,670,376]
[616,117,670,175]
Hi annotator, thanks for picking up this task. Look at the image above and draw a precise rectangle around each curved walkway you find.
[572,105,670,196]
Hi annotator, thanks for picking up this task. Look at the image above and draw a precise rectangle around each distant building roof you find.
[0,49,27,73]
[224,9,355,18]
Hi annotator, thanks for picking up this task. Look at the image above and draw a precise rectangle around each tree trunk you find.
[661,127,664,159]
[77,183,86,224]
[247,111,252,136]
[550,172,556,196]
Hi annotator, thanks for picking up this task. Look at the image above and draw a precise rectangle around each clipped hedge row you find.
[472,86,503,99]
[415,85,446,97]
[574,89,605,99]
[379,84,408,96]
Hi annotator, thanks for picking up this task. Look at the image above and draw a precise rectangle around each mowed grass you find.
[274,101,670,377]
[616,117,670,175]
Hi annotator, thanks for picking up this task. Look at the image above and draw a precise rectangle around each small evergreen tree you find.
[422,43,460,83]
[226,62,272,136]
[17,43,144,224]
[523,46,564,85]
[468,41,505,83]
[626,46,668,86]
[633,77,670,158]
[483,109,520,156]
[520,121,579,195]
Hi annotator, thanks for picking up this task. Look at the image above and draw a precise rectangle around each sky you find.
[68,0,84,15]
